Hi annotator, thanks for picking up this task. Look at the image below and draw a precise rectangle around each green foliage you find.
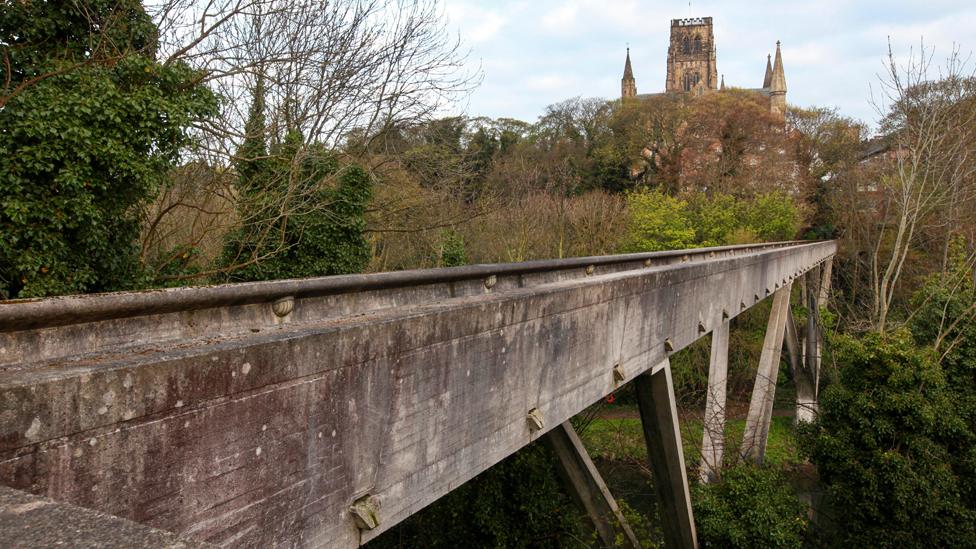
[909,243,976,388]
[222,81,371,282]
[223,137,372,281]
[692,465,807,549]
[908,246,976,512]
[437,229,468,267]
[798,331,976,547]
[739,193,801,242]
[612,500,659,548]
[685,193,739,247]
[0,0,156,75]
[623,191,696,252]
[0,1,216,299]
[366,443,585,549]
[581,415,800,468]
[623,190,801,253]
[236,73,268,192]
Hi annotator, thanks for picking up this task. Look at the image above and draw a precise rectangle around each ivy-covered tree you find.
[799,331,976,547]
[236,72,269,194]
[222,86,372,281]
[0,0,216,299]
[909,243,976,514]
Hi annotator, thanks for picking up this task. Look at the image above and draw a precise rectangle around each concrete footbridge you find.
[0,240,834,548]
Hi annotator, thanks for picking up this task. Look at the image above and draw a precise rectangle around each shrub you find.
[692,465,807,549]
[799,331,976,547]
[365,443,585,548]
[623,190,696,252]
[739,192,800,242]
[436,229,468,267]
[623,190,801,254]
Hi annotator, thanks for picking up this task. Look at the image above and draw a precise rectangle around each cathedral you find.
[621,17,787,116]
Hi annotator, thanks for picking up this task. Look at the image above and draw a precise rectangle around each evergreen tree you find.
[0,0,216,298]
[236,71,268,193]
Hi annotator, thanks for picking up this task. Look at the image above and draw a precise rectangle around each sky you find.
[442,0,976,127]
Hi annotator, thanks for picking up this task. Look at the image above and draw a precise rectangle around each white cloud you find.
[445,2,509,43]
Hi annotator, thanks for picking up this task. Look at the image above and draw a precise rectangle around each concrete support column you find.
[635,359,698,549]
[799,266,822,422]
[544,421,641,549]
[699,319,729,483]
[742,282,792,463]
[818,258,833,305]
[786,305,817,424]
[814,258,833,397]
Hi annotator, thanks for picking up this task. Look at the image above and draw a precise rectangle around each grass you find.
[579,414,800,468]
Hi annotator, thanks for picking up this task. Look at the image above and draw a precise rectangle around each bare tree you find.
[868,40,976,333]
[151,0,475,152]
[138,0,478,278]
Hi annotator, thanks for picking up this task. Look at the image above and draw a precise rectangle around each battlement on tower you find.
[672,17,712,27]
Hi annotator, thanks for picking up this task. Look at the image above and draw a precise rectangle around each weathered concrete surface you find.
[0,485,212,548]
[699,320,729,483]
[0,241,835,547]
[742,282,793,462]
[545,421,640,548]
[798,267,822,422]
[636,361,697,549]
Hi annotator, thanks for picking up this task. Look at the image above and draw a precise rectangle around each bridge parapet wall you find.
[0,241,835,547]
[0,242,796,367]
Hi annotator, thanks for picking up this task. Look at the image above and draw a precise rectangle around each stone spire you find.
[769,41,787,116]
[720,74,725,90]
[621,47,637,98]
[771,42,786,93]
[763,54,773,88]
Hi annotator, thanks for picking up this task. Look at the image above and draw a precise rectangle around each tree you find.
[0,1,216,299]
[236,71,269,193]
[865,42,976,332]
[799,331,976,547]
[221,127,373,282]
[138,0,478,280]
[623,190,801,253]
[787,107,865,239]
[623,191,697,252]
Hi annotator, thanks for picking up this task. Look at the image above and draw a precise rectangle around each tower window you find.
[682,36,690,54]
[694,35,702,53]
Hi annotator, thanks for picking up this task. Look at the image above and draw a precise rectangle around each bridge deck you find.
[0,241,835,547]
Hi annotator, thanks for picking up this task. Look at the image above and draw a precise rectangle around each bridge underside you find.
[0,241,834,547]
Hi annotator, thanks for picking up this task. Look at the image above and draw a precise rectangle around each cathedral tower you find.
[621,48,637,98]
[665,17,718,95]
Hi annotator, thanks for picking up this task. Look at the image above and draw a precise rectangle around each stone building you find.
[665,17,718,95]
[621,16,787,116]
